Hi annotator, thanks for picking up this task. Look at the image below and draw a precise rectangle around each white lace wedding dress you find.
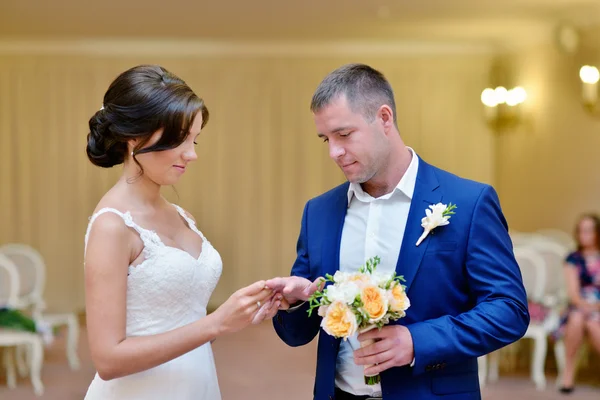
[83,204,223,399]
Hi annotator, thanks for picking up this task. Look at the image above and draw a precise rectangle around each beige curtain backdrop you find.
[0,44,495,313]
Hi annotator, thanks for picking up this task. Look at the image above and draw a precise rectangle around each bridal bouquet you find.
[307,256,410,385]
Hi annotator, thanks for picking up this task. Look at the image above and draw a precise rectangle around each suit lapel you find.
[322,183,349,279]
[396,160,442,293]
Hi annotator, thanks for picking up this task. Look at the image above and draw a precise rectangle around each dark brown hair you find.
[86,65,209,169]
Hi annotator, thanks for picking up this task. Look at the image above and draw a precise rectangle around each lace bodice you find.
[84,204,222,336]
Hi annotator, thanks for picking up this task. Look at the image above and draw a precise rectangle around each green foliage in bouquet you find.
[0,307,37,332]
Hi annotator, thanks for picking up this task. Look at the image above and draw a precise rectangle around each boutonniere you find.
[416,203,457,246]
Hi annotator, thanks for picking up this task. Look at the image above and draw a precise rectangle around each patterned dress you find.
[553,251,600,339]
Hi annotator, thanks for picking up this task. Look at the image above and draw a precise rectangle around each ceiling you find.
[1,0,600,49]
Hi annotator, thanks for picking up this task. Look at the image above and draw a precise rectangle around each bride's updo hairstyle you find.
[86,65,209,169]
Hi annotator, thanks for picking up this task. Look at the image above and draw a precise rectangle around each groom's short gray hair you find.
[310,63,397,126]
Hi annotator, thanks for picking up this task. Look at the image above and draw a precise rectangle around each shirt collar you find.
[347,147,419,204]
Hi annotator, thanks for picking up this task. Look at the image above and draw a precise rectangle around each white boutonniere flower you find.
[416,203,457,246]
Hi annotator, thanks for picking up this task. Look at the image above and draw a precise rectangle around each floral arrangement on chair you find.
[0,307,54,344]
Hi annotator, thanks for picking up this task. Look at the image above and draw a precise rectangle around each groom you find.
[267,63,529,400]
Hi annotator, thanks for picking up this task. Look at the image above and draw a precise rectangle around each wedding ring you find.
[256,300,261,308]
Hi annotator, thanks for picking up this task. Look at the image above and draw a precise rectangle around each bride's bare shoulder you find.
[91,186,132,216]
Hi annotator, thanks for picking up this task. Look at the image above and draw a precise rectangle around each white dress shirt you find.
[335,147,419,397]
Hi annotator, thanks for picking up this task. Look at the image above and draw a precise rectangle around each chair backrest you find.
[510,232,546,247]
[0,253,21,308]
[522,240,570,305]
[0,244,46,312]
[514,246,547,303]
[536,228,576,252]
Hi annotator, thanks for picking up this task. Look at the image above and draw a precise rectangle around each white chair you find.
[520,238,571,388]
[0,244,80,371]
[510,232,546,247]
[527,239,569,297]
[483,246,554,390]
[536,229,576,252]
[525,240,574,389]
[477,355,487,388]
[0,254,44,396]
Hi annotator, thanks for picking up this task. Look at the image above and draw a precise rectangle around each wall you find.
[495,26,600,233]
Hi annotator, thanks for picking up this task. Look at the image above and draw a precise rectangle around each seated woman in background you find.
[557,213,600,394]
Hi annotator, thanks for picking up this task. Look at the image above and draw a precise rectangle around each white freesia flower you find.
[333,271,372,287]
[371,271,394,288]
[325,281,361,304]
[416,202,456,246]
[332,270,350,284]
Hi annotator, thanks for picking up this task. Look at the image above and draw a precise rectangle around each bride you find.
[83,65,281,399]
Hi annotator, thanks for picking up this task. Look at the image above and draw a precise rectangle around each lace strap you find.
[172,204,206,240]
[84,208,149,255]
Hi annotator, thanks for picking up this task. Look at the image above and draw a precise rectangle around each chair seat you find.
[0,329,41,345]
[41,312,77,325]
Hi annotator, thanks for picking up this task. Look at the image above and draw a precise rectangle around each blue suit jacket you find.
[273,158,529,400]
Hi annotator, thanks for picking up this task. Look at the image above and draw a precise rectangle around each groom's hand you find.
[265,276,324,307]
[353,325,414,375]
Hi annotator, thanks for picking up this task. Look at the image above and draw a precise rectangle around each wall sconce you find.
[480,86,527,132]
[579,65,599,114]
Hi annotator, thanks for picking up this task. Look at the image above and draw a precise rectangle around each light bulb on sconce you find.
[579,65,599,84]
[506,87,527,106]
[480,86,527,132]
[579,65,600,113]
[480,88,498,107]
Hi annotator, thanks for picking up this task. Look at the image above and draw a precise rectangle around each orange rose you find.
[388,283,410,314]
[361,285,388,322]
[321,301,358,338]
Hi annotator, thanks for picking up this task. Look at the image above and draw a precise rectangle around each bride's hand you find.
[212,280,273,335]
[251,292,283,324]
